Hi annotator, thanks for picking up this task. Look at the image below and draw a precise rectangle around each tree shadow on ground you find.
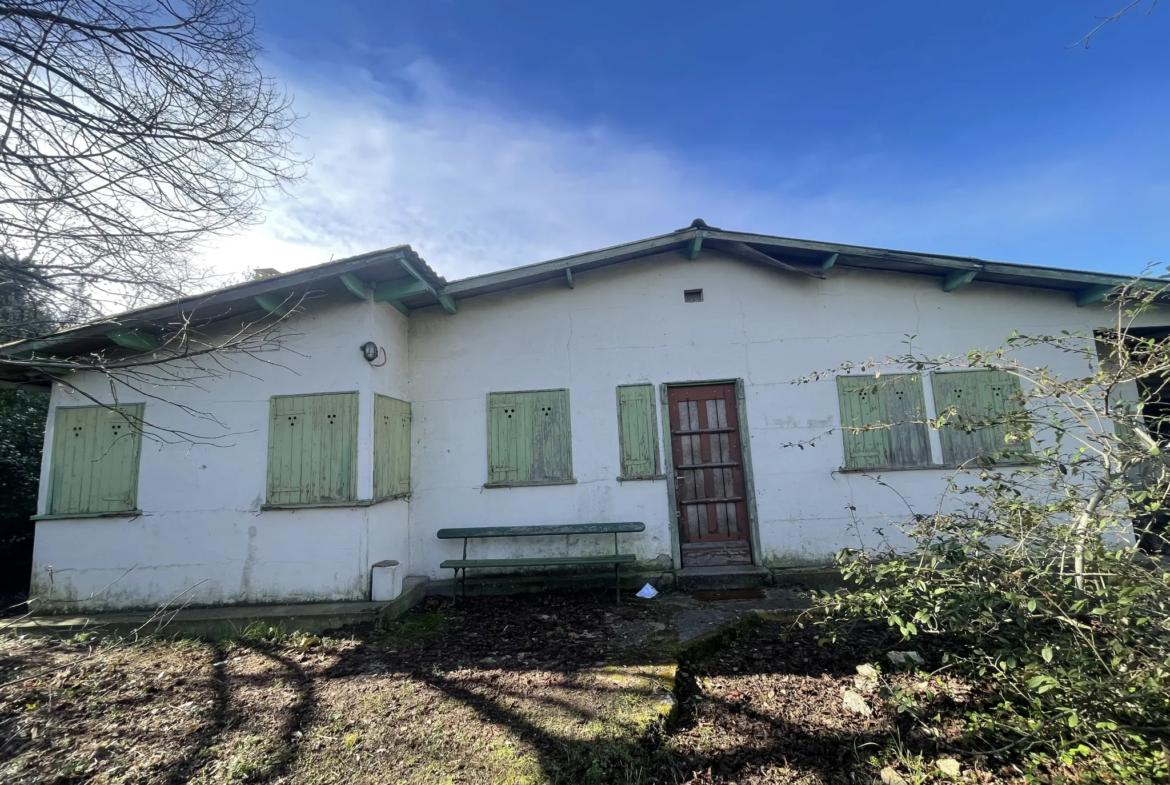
[291,592,941,785]
[2,591,954,785]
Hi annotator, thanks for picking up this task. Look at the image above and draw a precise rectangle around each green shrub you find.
[806,281,1170,780]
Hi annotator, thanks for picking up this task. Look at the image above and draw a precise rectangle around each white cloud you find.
[202,56,1168,282]
[205,57,724,280]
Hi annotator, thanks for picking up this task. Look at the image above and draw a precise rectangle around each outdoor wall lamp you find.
[360,341,380,362]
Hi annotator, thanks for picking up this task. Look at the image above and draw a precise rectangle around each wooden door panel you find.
[668,384,753,567]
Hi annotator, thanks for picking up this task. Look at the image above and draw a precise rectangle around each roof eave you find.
[437,226,1154,303]
[441,229,697,299]
[0,244,443,360]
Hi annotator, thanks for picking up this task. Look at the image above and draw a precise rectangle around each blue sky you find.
[209,1,1170,280]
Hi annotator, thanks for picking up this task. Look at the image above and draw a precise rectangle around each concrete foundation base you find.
[4,577,429,639]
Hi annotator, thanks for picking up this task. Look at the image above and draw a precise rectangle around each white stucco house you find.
[0,220,1154,613]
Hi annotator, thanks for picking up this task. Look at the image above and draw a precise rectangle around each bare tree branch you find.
[0,0,303,337]
[1072,0,1160,48]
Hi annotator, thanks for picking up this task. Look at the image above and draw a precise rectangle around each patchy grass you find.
[0,591,678,785]
[1,592,1099,784]
[378,610,449,645]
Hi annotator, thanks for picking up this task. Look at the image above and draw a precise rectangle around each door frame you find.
[659,378,762,569]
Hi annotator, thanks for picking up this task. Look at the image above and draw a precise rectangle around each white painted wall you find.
[408,250,1135,576]
[30,294,413,612]
[30,248,1162,612]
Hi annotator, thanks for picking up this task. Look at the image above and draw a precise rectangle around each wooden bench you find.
[437,522,645,602]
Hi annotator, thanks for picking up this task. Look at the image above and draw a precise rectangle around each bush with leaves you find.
[807,282,1170,780]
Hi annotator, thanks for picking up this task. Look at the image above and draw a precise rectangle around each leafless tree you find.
[0,0,302,342]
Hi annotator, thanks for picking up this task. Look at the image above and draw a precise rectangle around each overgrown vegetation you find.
[809,281,1170,782]
[0,262,53,607]
[0,389,47,604]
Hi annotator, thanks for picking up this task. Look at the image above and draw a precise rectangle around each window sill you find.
[838,461,1032,474]
[482,479,578,489]
[261,496,405,511]
[616,474,666,482]
[32,509,142,521]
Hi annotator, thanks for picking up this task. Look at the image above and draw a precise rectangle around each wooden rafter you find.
[374,279,428,302]
[339,273,368,300]
[709,239,826,279]
[1076,284,1114,307]
[107,328,159,352]
[942,270,978,292]
[254,293,290,318]
[688,234,703,261]
[398,258,457,314]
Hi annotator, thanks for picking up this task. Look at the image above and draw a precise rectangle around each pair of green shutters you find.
[485,384,660,486]
[266,392,411,505]
[837,370,1028,470]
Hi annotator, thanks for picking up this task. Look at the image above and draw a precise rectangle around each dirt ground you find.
[0,590,1000,785]
[667,620,997,785]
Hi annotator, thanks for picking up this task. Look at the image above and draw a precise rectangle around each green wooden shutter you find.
[616,384,660,478]
[883,375,932,468]
[933,370,1028,465]
[488,392,531,484]
[530,389,573,483]
[374,394,411,499]
[268,394,307,504]
[267,392,358,505]
[487,390,573,485]
[48,404,144,515]
[837,375,930,470]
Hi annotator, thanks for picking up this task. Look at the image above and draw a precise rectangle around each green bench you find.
[437,522,646,601]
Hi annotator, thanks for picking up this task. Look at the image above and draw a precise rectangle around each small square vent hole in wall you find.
[684,289,704,303]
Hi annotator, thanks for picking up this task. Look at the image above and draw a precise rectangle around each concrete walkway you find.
[659,587,812,642]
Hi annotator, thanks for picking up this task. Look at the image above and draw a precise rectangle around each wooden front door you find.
[667,384,753,567]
